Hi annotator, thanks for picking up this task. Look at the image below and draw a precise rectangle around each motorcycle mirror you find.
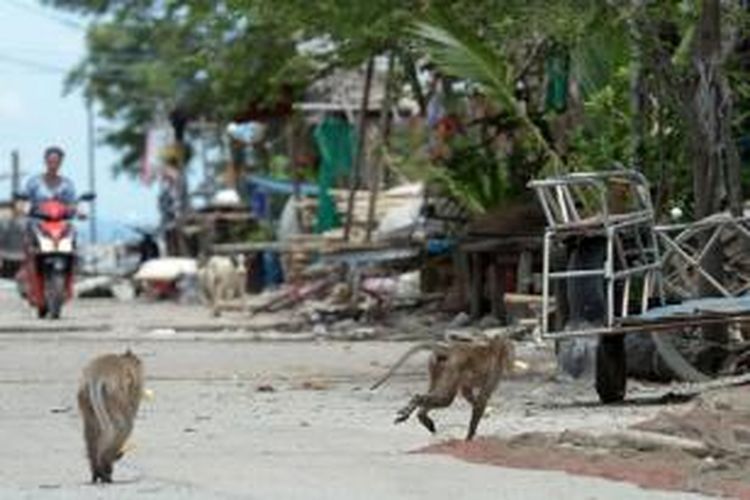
[78,192,96,202]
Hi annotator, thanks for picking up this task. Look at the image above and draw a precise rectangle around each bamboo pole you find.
[366,52,395,242]
[343,56,375,242]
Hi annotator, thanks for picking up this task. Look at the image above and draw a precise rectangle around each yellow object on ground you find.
[143,388,155,401]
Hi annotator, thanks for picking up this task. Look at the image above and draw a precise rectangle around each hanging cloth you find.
[313,115,355,233]
[545,47,570,113]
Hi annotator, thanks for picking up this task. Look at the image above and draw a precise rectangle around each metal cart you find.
[529,170,750,402]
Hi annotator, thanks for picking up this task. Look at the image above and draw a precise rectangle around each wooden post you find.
[288,114,303,230]
[11,150,19,197]
[366,52,395,242]
[516,250,533,293]
[470,252,484,321]
[87,99,98,247]
[490,261,508,324]
[343,56,375,242]
[11,150,20,217]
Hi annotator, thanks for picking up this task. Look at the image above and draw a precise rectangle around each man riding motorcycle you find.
[23,146,77,210]
[16,146,90,319]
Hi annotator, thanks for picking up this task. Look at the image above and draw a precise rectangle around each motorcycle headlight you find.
[38,237,56,253]
[57,239,73,253]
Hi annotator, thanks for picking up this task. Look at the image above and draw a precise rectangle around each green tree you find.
[42,0,308,175]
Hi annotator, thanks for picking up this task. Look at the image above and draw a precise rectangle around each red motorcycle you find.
[15,193,95,319]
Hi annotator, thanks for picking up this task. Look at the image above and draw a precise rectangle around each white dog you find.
[198,255,246,316]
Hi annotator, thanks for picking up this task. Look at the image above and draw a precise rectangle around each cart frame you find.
[529,170,750,340]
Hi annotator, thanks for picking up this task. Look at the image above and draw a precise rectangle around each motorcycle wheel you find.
[44,271,66,320]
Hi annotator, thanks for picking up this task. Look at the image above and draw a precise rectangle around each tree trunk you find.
[688,0,740,344]
[690,0,722,219]
[688,0,743,219]
[629,15,648,172]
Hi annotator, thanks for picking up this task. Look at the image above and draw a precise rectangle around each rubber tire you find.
[44,272,66,320]
[557,238,605,379]
[596,334,627,403]
[564,236,628,403]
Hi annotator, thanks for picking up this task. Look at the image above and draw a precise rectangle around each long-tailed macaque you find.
[372,336,515,440]
[77,350,144,483]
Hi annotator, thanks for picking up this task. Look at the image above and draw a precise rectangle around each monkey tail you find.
[370,342,445,390]
[88,378,115,456]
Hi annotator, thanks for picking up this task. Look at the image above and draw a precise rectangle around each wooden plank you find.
[504,293,553,305]
[212,239,399,255]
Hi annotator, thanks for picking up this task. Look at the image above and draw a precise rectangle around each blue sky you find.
[0,0,159,241]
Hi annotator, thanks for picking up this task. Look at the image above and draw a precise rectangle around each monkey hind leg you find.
[417,408,437,434]
[95,462,113,484]
[395,396,420,424]
[399,391,456,433]
[80,404,102,483]
[90,455,112,484]
[461,386,477,406]
[84,427,99,476]
[466,397,489,441]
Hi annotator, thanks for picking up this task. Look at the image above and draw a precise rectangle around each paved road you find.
[0,288,703,499]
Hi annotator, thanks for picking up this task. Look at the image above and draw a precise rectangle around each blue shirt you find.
[22,174,76,206]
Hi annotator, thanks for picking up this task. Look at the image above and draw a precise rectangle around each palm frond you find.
[413,13,564,173]
[571,23,631,98]
[412,19,515,111]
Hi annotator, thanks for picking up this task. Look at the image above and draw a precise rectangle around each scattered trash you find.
[298,380,329,391]
[449,312,471,328]
[134,257,198,282]
[112,280,136,301]
[75,276,116,299]
[313,324,327,337]
[150,328,177,336]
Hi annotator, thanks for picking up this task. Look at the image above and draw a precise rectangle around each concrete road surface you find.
[0,287,703,499]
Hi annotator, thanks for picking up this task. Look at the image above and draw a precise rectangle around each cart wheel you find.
[557,237,606,379]
[596,334,627,403]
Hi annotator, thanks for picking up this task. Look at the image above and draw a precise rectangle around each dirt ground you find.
[419,359,750,498]
[0,283,729,499]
